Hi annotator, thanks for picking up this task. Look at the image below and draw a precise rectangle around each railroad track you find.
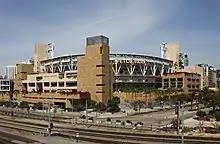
[0,131,42,144]
[0,117,220,144]
[0,109,153,131]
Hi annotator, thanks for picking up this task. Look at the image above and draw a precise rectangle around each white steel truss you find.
[40,54,172,78]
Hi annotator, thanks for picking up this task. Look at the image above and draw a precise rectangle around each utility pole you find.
[72,97,73,113]
[85,99,88,123]
[181,103,184,144]
[176,101,180,135]
[48,103,51,136]
[9,83,13,116]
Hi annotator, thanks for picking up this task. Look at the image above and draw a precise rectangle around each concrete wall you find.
[0,92,90,108]
[77,42,111,104]
[114,92,157,102]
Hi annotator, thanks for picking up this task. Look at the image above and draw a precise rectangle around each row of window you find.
[0,81,10,85]
[187,78,200,82]
[164,78,200,82]
[187,84,200,88]
[0,86,10,91]
[96,59,105,93]
[28,81,77,87]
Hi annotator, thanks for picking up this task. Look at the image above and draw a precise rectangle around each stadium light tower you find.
[46,42,55,59]
[160,42,167,58]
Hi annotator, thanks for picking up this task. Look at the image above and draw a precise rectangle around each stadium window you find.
[96,74,105,76]
[96,84,105,86]
[96,65,105,67]
[100,47,103,54]
[96,91,105,94]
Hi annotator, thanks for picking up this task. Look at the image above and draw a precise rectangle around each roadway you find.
[108,104,206,127]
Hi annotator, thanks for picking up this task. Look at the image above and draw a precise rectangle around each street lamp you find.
[181,103,184,144]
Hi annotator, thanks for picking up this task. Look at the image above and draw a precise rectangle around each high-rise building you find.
[5,65,17,80]
[77,35,112,104]
[197,64,217,88]
[216,69,220,88]
[179,53,189,69]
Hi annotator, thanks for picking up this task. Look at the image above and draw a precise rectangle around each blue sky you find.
[0,0,220,74]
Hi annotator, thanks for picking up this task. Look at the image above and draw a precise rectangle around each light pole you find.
[181,103,184,144]
[48,103,51,136]
[9,83,13,116]
[85,99,88,123]
[176,101,180,135]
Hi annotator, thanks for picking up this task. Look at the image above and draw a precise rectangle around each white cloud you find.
[0,0,178,74]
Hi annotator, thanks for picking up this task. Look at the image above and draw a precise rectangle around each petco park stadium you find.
[40,53,173,90]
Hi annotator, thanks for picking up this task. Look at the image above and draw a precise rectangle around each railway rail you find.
[0,117,219,144]
[0,131,42,144]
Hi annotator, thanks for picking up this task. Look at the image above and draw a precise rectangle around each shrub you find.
[196,110,207,117]
[183,127,194,133]
[209,110,214,116]
[0,101,4,106]
[215,111,220,121]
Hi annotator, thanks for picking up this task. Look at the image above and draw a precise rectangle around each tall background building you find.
[179,53,189,69]
[216,69,220,88]
[197,64,217,88]
[5,65,17,80]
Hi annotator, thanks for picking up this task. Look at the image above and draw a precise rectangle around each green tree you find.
[19,101,29,111]
[4,101,10,108]
[196,110,207,117]
[202,90,220,112]
[34,102,43,110]
[0,91,5,100]
[107,97,120,113]
[96,102,107,112]
[87,99,97,109]
[112,97,120,105]
[13,90,20,100]
[133,100,145,113]
[215,111,220,121]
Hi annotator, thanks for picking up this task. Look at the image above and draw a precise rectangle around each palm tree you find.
[143,87,150,102]
[0,91,5,100]
[13,90,20,101]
